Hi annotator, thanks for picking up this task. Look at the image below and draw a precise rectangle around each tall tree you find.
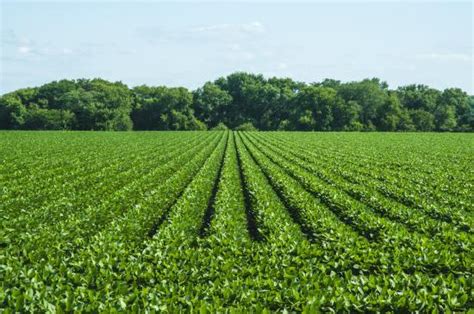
[0,93,27,129]
[377,94,404,131]
[410,110,435,131]
[397,84,441,112]
[438,88,471,130]
[337,78,389,129]
[132,86,205,130]
[0,73,472,132]
[291,86,337,131]
[193,83,232,128]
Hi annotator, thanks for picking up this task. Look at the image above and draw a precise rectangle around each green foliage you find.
[0,131,472,311]
[23,108,76,130]
[410,109,435,131]
[132,86,206,130]
[109,112,133,131]
[0,79,133,131]
[193,83,232,128]
[377,94,403,131]
[0,73,472,131]
[210,122,229,130]
[0,93,27,129]
[337,78,388,127]
[397,84,440,112]
[234,122,258,131]
[291,86,336,130]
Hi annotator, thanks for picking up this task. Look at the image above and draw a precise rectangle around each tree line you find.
[1,73,472,131]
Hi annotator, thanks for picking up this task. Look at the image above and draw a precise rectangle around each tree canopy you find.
[1,73,472,131]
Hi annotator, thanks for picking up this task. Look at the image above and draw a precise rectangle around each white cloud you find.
[190,21,266,35]
[136,21,266,46]
[240,21,265,34]
[17,46,32,54]
[1,30,109,60]
[16,45,76,57]
[416,52,472,62]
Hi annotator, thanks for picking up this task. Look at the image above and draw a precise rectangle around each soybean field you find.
[0,131,473,312]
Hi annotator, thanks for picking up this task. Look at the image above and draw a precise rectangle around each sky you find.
[0,1,472,94]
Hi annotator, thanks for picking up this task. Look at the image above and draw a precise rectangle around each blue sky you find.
[1,1,472,94]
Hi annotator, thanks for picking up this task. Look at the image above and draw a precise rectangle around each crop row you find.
[1,131,472,312]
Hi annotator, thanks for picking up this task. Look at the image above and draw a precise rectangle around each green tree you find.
[397,109,415,131]
[410,110,435,131]
[377,94,403,131]
[0,73,471,132]
[36,80,77,109]
[438,88,471,131]
[332,100,361,131]
[56,79,133,130]
[193,83,232,128]
[0,94,27,129]
[434,104,457,131]
[214,72,266,128]
[397,84,440,112]
[292,86,337,131]
[133,86,204,130]
[337,78,389,129]
[234,122,258,131]
[23,107,75,130]
[211,122,229,130]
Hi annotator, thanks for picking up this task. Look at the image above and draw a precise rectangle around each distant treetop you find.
[1,73,472,132]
